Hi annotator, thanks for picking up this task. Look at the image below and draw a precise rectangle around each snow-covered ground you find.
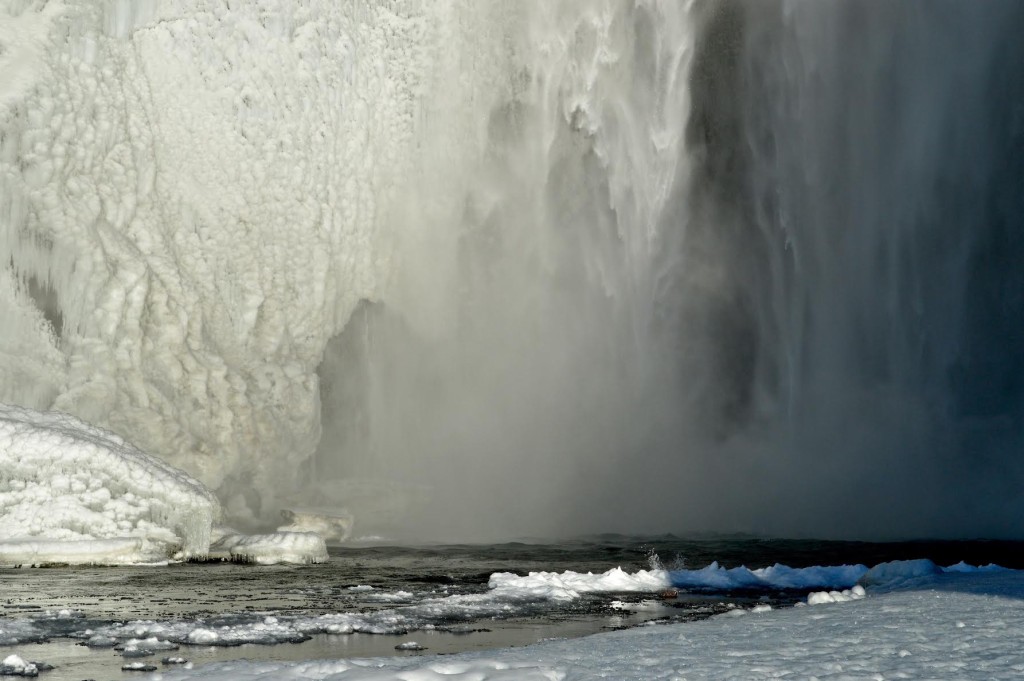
[141,563,1023,680]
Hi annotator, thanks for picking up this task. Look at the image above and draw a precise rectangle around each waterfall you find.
[1,0,1021,539]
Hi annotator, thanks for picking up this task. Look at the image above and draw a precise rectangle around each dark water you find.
[2,536,1023,680]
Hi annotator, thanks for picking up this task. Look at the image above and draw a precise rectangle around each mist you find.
[2,1,1022,542]
[306,1,1024,541]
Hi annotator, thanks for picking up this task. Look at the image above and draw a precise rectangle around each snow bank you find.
[0,404,219,563]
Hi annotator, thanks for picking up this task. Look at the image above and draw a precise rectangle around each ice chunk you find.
[121,662,158,672]
[395,641,426,651]
[186,629,220,645]
[118,636,179,658]
[208,531,328,565]
[807,585,866,605]
[83,635,118,648]
[0,655,37,677]
[0,405,219,563]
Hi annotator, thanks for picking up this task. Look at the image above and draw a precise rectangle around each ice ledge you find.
[0,404,333,567]
[208,530,328,565]
[0,403,220,563]
[0,538,160,567]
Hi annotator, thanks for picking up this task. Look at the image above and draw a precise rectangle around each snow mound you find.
[208,531,328,565]
[0,404,219,563]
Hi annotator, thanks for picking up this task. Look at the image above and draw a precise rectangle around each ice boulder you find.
[0,404,219,564]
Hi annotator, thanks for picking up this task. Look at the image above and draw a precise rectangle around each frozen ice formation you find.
[0,0,513,527]
[0,403,327,565]
[0,403,219,563]
[0,538,154,567]
[208,530,328,565]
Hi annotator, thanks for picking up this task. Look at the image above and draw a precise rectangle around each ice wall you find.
[1,0,696,534]
[0,0,514,523]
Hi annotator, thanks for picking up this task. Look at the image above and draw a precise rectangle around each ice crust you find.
[0,403,218,562]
